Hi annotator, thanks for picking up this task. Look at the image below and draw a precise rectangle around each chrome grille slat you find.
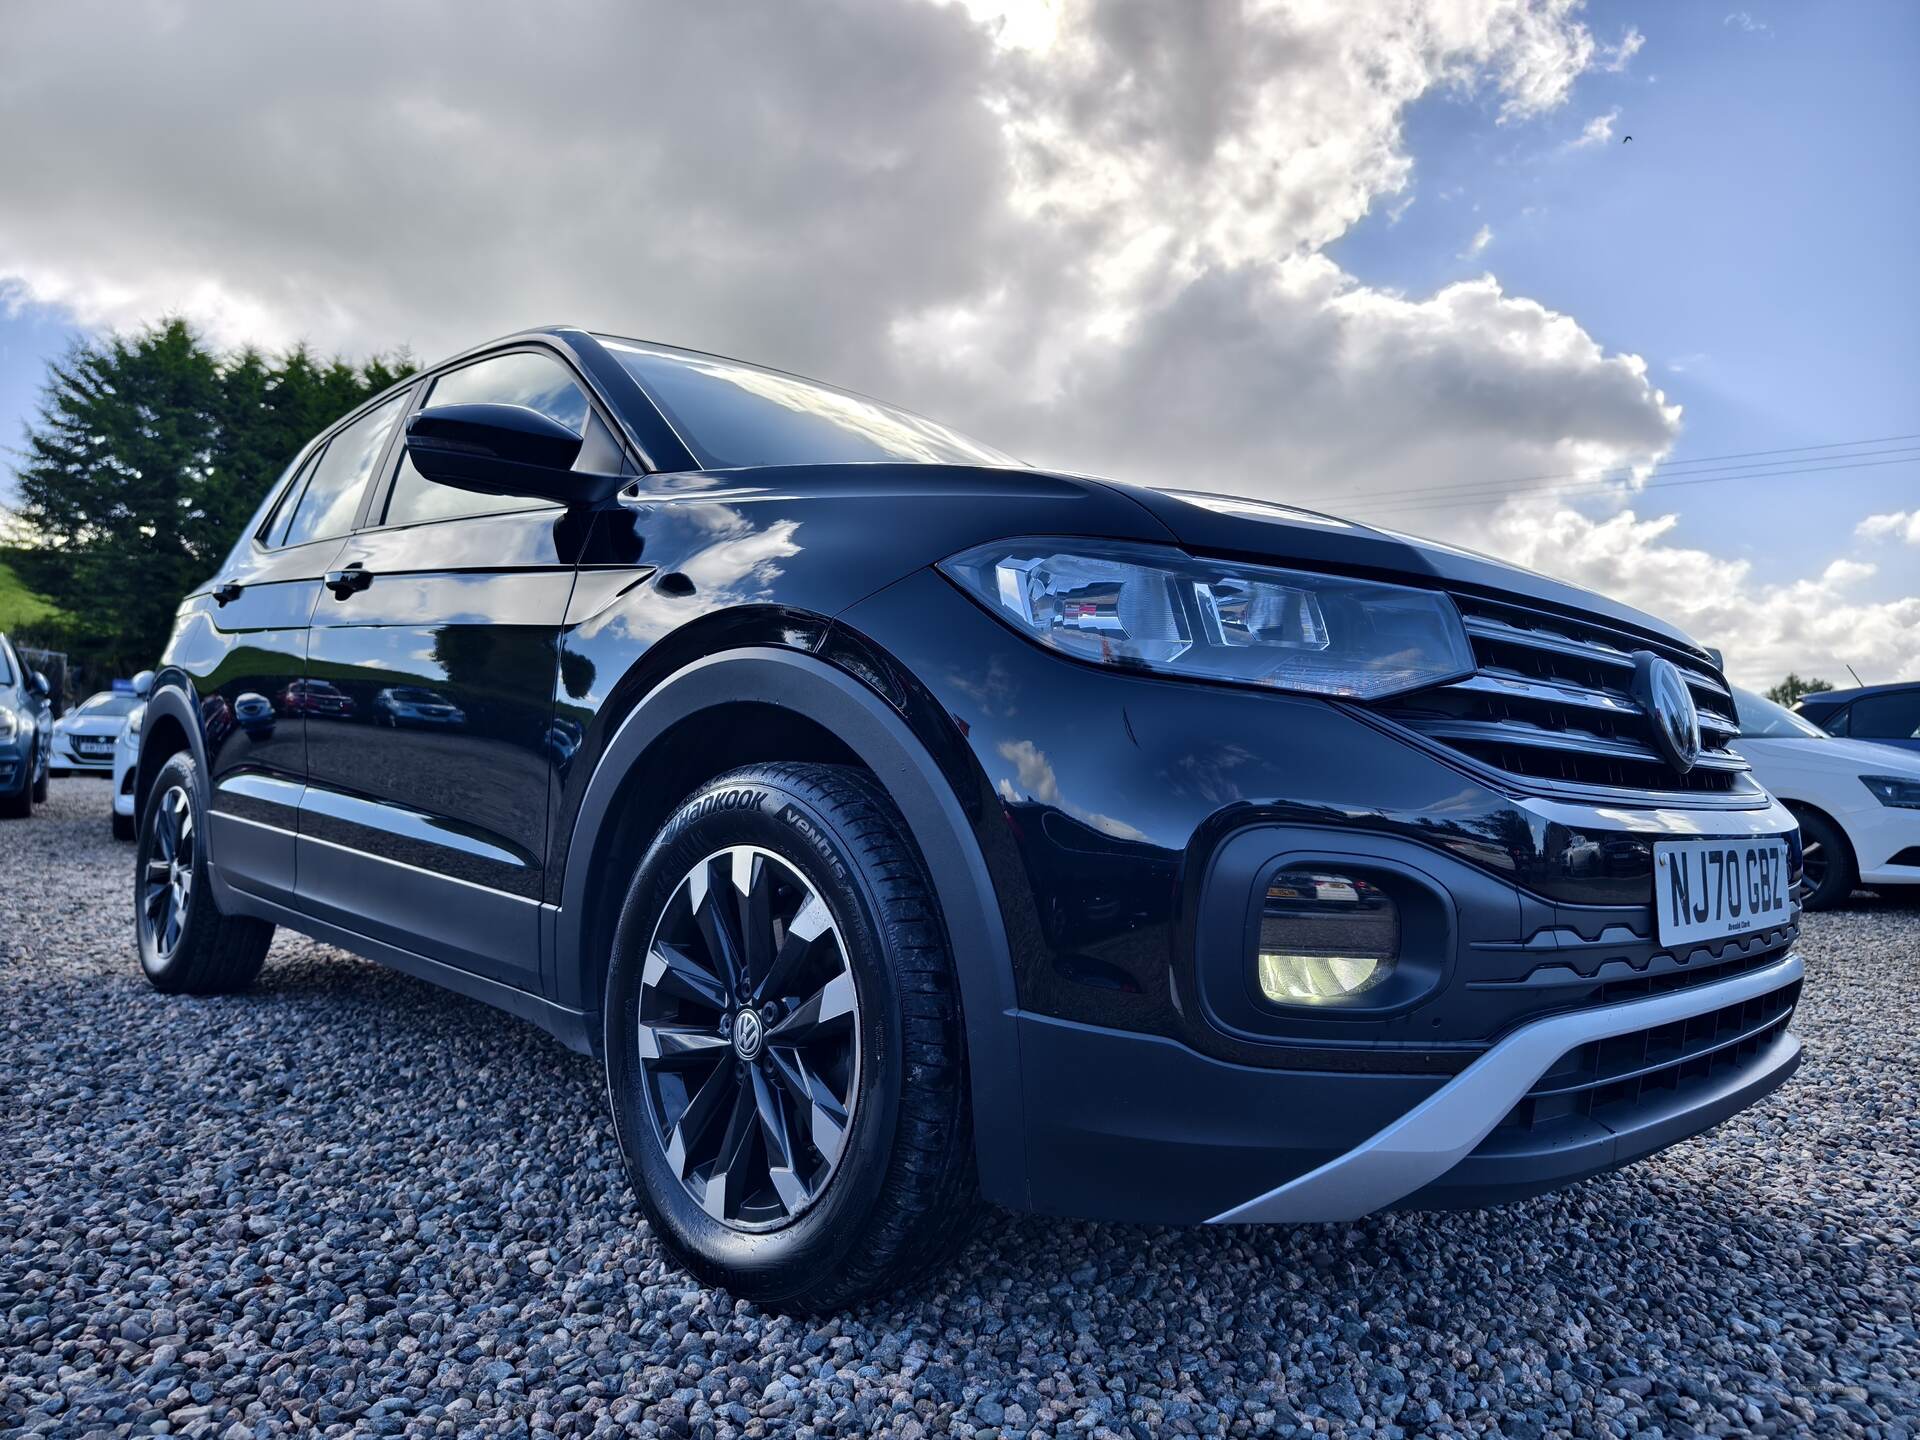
[1403,717,1749,771]
[1445,670,1646,718]
[1463,613,1730,699]
[1383,593,1753,797]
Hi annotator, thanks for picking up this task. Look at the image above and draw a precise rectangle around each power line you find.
[1349,453,1920,520]
[1287,431,1920,509]
[1316,443,1920,513]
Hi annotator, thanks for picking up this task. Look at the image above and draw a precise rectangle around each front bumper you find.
[1212,952,1802,1221]
[52,733,116,771]
[1842,795,1920,885]
[0,738,28,792]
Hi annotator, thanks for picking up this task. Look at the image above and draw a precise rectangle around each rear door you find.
[297,347,619,989]
[195,390,412,902]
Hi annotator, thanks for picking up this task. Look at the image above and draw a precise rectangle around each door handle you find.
[324,564,373,599]
[211,581,244,606]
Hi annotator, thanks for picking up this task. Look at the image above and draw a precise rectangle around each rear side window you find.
[278,393,409,548]
[381,351,588,528]
[1850,691,1920,741]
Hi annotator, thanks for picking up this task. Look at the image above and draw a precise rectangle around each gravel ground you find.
[4,778,1917,1439]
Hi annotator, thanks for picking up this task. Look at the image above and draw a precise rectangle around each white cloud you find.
[1600,27,1645,72]
[1489,503,1920,687]
[1724,12,1771,35]
[1857,511,1920,545]
[1565,106,1620,149]
[1460,223,1496,257]
[1821,558,1876,587]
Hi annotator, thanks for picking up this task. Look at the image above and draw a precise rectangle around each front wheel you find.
[31,744,49,803]
[135,752,274,993]
[1794,807,1856,911]
[604,763,977,1312]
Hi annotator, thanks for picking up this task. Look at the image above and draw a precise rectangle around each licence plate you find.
[1654,837,1792,947]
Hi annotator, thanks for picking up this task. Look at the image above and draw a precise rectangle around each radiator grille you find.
[1385,595,1753,796]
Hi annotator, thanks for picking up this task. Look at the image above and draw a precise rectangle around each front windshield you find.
[76,692,140,718]
[597,336,1020,471]
[1733,686,1828,739]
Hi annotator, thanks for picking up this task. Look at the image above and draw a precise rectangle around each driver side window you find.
[381,351,591,529]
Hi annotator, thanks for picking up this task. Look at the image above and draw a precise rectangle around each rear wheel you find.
[1794,807,1856,911]
[604,762,977,1311]
[135,752,274,994]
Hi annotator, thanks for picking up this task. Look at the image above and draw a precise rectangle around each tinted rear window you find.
[598,337,1017,471]
[1851,690,1920,741]
[75,692,140,717]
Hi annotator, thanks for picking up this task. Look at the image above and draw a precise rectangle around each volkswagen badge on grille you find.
[1631,651,1701,774]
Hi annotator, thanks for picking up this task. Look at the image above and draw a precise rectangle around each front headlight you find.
[0,708,15,741]
[125,704,147,741]
[1861,774,1920,809]
[940,539,1474,699]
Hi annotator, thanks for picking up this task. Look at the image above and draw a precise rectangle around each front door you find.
[193,388,413,901]
[296,347,611,989]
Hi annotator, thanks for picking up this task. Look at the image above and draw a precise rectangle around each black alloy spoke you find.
[646,941,730,1012]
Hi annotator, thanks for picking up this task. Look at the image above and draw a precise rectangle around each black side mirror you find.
[27,670,51,699]
[404,404,625,507]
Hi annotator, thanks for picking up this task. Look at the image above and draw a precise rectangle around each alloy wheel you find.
[1800,837,1827,894]
[635,845,861,1230]
[142,785,195,958]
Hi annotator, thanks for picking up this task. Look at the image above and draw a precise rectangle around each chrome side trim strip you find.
[1207,952,1804,1224]
[295,830,543,905]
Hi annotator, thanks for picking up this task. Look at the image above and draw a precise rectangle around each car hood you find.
[59,716,125,735]
[1094,480,1709,656]
[1737,735,1920,778]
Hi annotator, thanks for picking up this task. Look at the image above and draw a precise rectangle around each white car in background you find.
[1731,686,1920,909]
[52,690,143,776]
[109,673,154,841]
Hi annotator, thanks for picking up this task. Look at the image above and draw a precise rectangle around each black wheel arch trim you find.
[553,645,1030,1210]
[135,673,213,821]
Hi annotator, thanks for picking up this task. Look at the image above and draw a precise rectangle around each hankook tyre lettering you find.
[132,325,1806,1309]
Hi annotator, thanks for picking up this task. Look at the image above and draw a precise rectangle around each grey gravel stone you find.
[4,778,1918,1437]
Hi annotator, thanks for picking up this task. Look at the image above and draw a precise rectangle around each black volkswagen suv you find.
[134,327,1805,1308]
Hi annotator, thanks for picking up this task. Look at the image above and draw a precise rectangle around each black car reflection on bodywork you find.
[132,326,1806,1309]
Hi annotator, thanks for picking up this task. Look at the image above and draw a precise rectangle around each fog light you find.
[1255,870,1399,1004]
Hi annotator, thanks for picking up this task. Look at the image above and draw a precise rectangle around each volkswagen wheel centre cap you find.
[1632,651,1701,774]
[731,1008,765,1060]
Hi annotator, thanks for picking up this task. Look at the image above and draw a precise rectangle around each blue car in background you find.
[0,631,53,818]
[1795,683,1920,755]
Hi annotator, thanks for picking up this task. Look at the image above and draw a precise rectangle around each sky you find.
[1,0,1914,687]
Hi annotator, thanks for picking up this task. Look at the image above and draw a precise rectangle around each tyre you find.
[32,746,50,803]
[112,808,136,842]
[135,752,274,994]
[604,762,977,1311]
[1794,807,1856,911]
